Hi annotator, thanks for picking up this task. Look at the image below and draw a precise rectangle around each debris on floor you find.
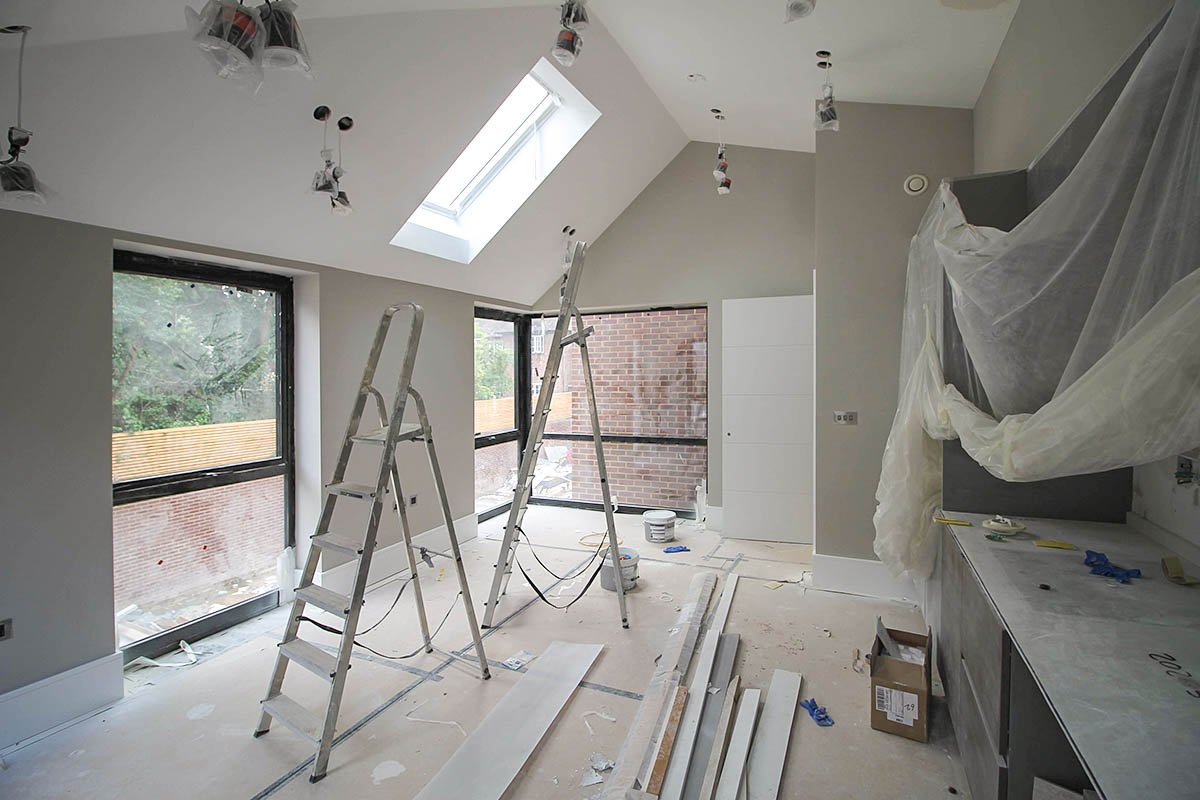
[852,647,867,674]
[764,580,784,590]
[800,697,835,727]
[405,699,467,737]
[1034,539,1078,550]
[663,545,690,553]
[125,640,199,671]
[582,710,617,736]
[501,648,538,670]
[1084,550,1141,583]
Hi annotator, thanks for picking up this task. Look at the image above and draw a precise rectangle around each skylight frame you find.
[421,76,563,220]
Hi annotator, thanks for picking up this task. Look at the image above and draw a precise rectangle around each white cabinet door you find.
[722,295,814,542]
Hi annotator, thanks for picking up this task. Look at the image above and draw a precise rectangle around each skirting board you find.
[705,506,723,533]
[319,513,478,596]
[1127,511,1200,568]
[0,652,123,750]
[810,554,918,603]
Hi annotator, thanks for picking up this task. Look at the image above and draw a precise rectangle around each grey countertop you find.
[945,512,1200,800]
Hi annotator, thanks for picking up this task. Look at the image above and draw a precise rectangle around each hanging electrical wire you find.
[0,24,44,203]
[814,52,839,132]
[511,526,610,610]
[311,105,354,214]
[711,110,732,195]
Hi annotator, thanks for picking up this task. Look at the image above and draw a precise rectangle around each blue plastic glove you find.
[1084,550,1141,583]
[663,545,690,553]
[800,698,834,727]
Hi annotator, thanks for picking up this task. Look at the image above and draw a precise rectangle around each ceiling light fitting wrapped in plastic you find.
[260,0,311,73]
[186,0,312,90]
[873,1,1200,580]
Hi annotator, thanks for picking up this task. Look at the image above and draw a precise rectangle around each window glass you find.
[474,317,517,435]
[475,441,518,514]
[112,272,280,481]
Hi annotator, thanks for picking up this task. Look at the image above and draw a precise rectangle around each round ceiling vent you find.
[903,174,930,196]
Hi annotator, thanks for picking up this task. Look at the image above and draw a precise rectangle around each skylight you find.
[392,59,600,264]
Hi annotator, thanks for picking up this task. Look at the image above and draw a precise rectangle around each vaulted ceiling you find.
[0,1,1020,303]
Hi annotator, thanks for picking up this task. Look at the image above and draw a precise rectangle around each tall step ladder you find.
[481,241,629,630]
[254,302,490,783]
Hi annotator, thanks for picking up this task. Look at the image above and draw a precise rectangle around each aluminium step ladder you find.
[481,241,629,630]
[254,302,489,783]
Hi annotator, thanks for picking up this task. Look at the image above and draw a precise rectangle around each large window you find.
[112,251,293,661]
[531,308,707,512]
[473,309,525,519]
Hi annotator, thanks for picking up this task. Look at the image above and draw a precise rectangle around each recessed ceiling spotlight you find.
[816,49,831,59]
[687,73,707,82]
[785,0,817,22]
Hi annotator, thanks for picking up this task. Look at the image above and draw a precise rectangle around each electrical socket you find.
[408,494,418,507]
[833,410,858,426]
[0,618,11,642]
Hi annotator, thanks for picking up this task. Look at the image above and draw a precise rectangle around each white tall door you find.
[722,295,814,543]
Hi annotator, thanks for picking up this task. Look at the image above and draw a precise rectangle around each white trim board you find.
[810,554,918,603]
[318,513,478,596]
[0,652,123,750]
[705,506,723,533]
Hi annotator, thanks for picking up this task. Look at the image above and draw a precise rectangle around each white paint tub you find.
[643,509,677,543]
[600,548,639,592]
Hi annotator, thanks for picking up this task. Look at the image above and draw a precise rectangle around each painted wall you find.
[814,102,973,561]
[534,141,816,507]
[0,208,477,695]
[973,0,1173,173]
[1133,458,1200,549]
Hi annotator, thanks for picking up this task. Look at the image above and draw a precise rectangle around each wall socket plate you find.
[833,410,858,425]
[0,618,11,642]
[408,494,418,507]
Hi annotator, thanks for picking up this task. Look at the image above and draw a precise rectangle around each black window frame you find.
[473,306,529,522]
[111,250,295,662]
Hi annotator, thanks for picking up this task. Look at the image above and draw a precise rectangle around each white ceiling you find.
[0,6,685,306]
[590,0,1020,152]
[0,1,1021,301]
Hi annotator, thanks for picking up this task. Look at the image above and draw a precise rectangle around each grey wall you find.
[534,141,816,507]
[0,209,478,695]
[973,0,1173,173]
[814,102,973,561]
[0,212,116,693]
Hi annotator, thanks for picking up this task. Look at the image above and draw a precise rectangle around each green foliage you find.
[113,273,278,433]
[474,320,514,400]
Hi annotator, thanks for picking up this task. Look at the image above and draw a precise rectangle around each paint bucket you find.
[643,510,677,543]
[600,548,639,592]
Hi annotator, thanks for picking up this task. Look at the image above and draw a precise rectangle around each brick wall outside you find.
[529,309,707,509]
[113,476,283,612]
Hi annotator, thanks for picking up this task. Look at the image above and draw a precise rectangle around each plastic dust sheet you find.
[874,0,1200,579]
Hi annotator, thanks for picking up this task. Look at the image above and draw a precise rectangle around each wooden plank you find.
[708,574,739,641]
[683,634,740,800]
[660,629,722,800]
[602,573,717,800]
[743,669,802,800]
[713,689,760,800]
[413,641,601,800]
[647,686,690,796]
[698,675,741,800]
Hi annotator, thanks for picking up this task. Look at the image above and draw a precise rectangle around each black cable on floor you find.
[515,525,606,581]
[514,553,605,610]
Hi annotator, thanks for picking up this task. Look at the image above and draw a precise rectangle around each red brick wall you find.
[529,309,707,509]
[113,476,284,610]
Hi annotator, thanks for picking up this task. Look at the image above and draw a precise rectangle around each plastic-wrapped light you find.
[713,146,728,180]
[0,25,44,203]
[311,106,354,215]
[560,0,590,31]
[717,177,732,195]
[258,0,311,73]
[552,26,582,67]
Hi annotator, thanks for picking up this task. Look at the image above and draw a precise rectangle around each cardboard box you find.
[869,620,932,743]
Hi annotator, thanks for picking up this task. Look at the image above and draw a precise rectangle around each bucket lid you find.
[603,547,638,563]
[642,509,676,523]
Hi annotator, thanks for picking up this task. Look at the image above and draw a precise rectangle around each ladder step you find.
[261,694,323,743]
[351,422,423,445]
[326,482,378,501]
[311,532,364,557]
[279,638,339,681]
[296,584,353,616]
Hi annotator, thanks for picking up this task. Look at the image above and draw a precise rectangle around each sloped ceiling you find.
[591,0,1020,152]
[0,6,685,305]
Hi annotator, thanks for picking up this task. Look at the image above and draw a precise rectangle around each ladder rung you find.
[296,584,353,616]
[311,532,364,557]
[279,639,339,681]
[326,482,378,501]
[261,694,322,743]
[351,422,423,445]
